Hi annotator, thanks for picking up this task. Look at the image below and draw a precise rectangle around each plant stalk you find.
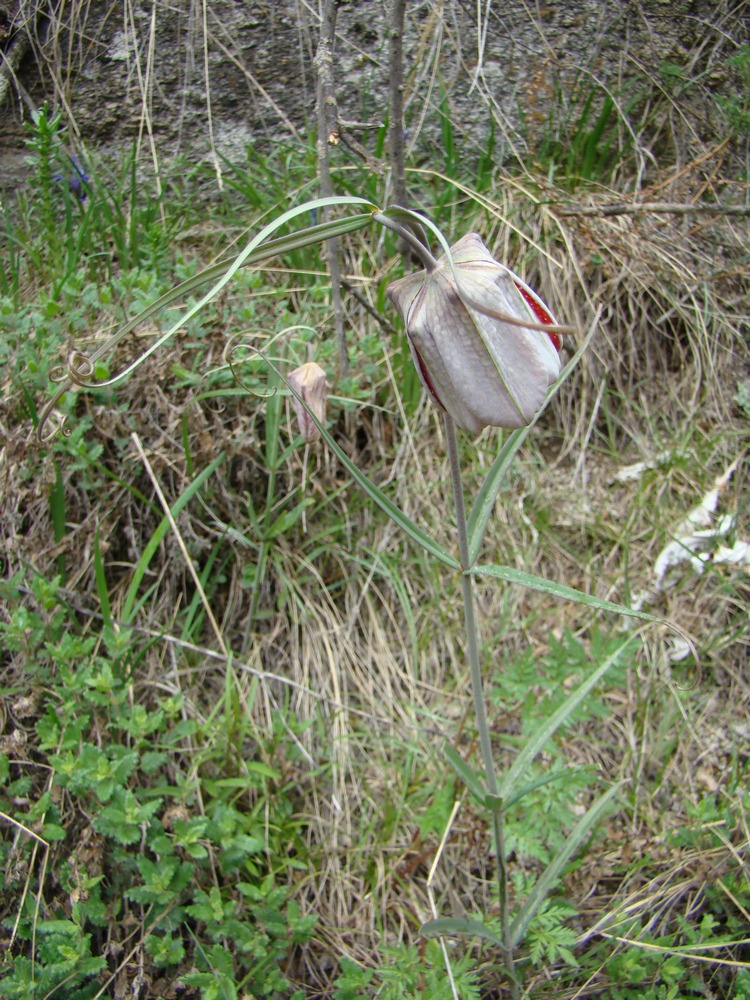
[388,0,408,211]
[372,211,438,271]
[444,413,520,999]
[314,0,348,376]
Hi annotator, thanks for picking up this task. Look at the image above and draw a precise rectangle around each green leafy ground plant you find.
[0,571,316,999]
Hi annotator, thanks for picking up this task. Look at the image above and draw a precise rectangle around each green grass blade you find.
[265,498,315,540]
[50,462,66,543]
[499,636,637,802]
[18,379,39,425]
[122,453,225,622]
[93,528,113,639]
[50,461,67,581]
[583,95,615,179]
[182,412,194,478]
[467,564,659,624]
[510,782,622,946]
[181,542,228,644]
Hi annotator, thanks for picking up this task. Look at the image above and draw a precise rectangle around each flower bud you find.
[288,362,329,442]
[387,233,564,433]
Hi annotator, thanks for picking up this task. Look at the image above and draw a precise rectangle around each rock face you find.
[0,0,741,189]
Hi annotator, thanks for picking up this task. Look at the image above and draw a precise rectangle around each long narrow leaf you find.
[420,917,505,947]
[90,202,376,387]
[499,636,637,801]
[381,205,454,262]
[467,317,597,565]
[510,782,622,945]
[504,767,574,811]
[259,360,459,569]
[39,200,376,438]
[444,745,487,803]
[466,429,523,566]
[468,564,660,624]
[328,435,457,568]
[122,453,226,622]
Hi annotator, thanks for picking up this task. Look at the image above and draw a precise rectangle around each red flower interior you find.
[413,346,445,411]
[514,283,562,351]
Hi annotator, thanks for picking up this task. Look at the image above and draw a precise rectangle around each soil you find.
[0,0,737,190]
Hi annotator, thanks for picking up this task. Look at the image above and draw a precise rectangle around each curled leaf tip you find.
[224,340,277,399]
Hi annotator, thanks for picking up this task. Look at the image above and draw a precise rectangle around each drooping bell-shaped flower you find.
[387,233,564,433]
[288,362,329,442]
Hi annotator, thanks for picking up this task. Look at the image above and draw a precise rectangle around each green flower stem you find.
[444,413,520,999]
[444,416,496,787]
[371,211,438,271]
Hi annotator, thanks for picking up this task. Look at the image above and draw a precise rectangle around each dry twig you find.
[559,202,750,217]
[314,0,348,377]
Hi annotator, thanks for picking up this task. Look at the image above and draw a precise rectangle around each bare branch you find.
[314,0,349,376]
[558,202,750,217]
[388,0,408,210]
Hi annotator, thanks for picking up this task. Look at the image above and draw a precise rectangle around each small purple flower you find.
[54,154,89,202]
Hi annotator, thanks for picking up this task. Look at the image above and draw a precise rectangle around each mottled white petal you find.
[387,233,565,433]
[454,267,561,423]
